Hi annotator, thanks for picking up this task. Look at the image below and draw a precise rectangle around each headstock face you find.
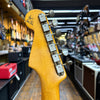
[25,9,66,81]
[25,10,46,31]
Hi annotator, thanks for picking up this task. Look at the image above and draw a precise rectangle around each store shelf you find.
[12,0,27,16]
[0,75,15,90]
[84,30,100,36]
[0,50,8,56]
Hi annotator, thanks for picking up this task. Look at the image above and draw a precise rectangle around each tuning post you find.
[62,63,66,66]
[51,33,55,36]
[54,43,59,45]
[58,53,62,56]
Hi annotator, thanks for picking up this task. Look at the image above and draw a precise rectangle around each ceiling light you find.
[48,17,77,20]
[55,25,77,28]
[58,22,65,25]
[43,10,100,13]
[60,28,74,32]
[67,22,76,24]
[48,17,91,20]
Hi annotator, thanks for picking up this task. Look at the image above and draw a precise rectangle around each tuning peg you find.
[49,19,58,27]
[55,29,62,37]
[66,60,73,65]
[50,29,61,37]
[52,19,58,27]
[54,43,59,45]
[58,39,65,46]
[49,29,61,37]
[62,49,68,56]
[63,60,73,66]
[58,49,68,56]
[46,10,55,17]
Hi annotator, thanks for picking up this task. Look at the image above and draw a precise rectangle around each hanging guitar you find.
[25,9,67,100]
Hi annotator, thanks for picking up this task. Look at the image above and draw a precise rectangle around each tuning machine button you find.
[49,19,58,27]
[63,60,73,66]
[52,19,58,26]
[45,10,55,17]
[39,13,46,22]
[42,23,50,32]
[58,49,68,56]
[55,29,62,37]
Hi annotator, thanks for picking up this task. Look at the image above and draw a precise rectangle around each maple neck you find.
[41,83,60,100]
[25,9,66,100]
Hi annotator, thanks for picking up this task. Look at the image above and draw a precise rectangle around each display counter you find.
[0,56,32,100]
[65,52,100,100]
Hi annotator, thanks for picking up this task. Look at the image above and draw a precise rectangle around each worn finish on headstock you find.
[25,9,66,100]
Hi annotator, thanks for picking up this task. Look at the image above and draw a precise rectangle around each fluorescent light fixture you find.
[48,17,91,20]
[90,22,100,24]
[56,25,77,28]
[60,28,74,32]
[67,22,76,24]
[43,10,100,13]
[90,22,98,24]
[48,17,76,20]
[58,22,65,25]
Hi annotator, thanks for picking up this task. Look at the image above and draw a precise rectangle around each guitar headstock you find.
[25,9,67,78]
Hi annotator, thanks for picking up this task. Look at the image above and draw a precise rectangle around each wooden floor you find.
[15,70,83,100]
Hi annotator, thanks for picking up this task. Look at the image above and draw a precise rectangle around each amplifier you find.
[74,57,95,86]
[83,64,100,100]
[8,52,23,62]
[0,63,17,79]
[8,77,19,100]
[22,47,31,57]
